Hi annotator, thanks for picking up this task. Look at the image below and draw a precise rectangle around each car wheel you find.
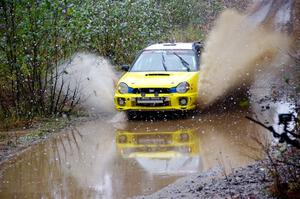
[126,111,137,120]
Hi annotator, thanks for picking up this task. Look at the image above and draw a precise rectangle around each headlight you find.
[176,82,190,93]
[118,82,128,94]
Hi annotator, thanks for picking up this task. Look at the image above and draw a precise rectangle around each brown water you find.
[0,109,267,199]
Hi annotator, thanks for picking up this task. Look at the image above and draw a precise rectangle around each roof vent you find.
[163,43,176,46]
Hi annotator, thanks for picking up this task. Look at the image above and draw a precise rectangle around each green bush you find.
[165,25,205,42]
[77,0,170,64]
[0,0,248,123]
[0,0,170,120]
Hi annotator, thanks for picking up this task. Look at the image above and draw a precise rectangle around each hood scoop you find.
[145,73,170,76]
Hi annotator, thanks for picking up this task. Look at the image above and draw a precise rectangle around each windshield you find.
[130,50,198,72]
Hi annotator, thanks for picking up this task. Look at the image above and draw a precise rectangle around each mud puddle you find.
[0,108,270,199]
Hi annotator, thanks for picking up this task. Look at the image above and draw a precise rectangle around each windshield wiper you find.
[161,53,167,71]
[173,52,190,72]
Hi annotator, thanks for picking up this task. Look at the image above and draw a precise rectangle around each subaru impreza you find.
[114,42,202,113]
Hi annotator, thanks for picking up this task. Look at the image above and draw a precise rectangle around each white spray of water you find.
[61,53,118,114]
[198,9,291,108]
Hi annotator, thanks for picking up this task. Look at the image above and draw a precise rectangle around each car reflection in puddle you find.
[116,128,202,175]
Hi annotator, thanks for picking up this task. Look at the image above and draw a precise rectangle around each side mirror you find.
[194,41,204,55]
[121,64,130,72]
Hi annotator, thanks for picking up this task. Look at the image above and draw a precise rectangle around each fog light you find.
[180,133,189,142]
[118,98,126,106]
[179,98,188,106]
[118,135,127,143]
[178,146,191,153]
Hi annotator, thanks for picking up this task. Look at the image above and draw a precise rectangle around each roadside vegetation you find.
[0,0,167,129]
[0,0,250,130]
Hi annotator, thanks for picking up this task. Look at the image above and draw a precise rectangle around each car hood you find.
[119,72,199,88]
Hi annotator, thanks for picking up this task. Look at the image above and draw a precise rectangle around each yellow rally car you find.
[115,129,202,174]
[116,129,200,159]
[114,42,202,113]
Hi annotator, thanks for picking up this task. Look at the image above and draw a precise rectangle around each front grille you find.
[132,88,171,94]
[132,97,170,107]
[134,101,170,107]
[135,134,172,145]
[125,146,178,153]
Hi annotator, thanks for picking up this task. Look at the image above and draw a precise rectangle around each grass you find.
[0,117,72,152]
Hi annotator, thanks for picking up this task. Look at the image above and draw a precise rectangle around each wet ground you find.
[0,107,270,199]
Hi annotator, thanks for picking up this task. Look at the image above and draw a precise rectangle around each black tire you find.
[126,111,137,120]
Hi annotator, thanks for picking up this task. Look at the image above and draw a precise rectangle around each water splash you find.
[61,53,118,114]
[197,9,291,108]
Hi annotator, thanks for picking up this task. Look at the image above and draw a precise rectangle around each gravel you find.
[135,161,275,199]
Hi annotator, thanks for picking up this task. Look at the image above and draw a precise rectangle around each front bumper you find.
[116,130,199,158]
[114,92,197,111]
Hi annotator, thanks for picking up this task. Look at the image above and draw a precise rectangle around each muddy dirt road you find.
[0,107,271,199]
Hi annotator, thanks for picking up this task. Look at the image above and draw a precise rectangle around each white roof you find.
[145,43,194,50]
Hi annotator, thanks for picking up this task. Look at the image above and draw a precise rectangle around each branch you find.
[246,116,300,149]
